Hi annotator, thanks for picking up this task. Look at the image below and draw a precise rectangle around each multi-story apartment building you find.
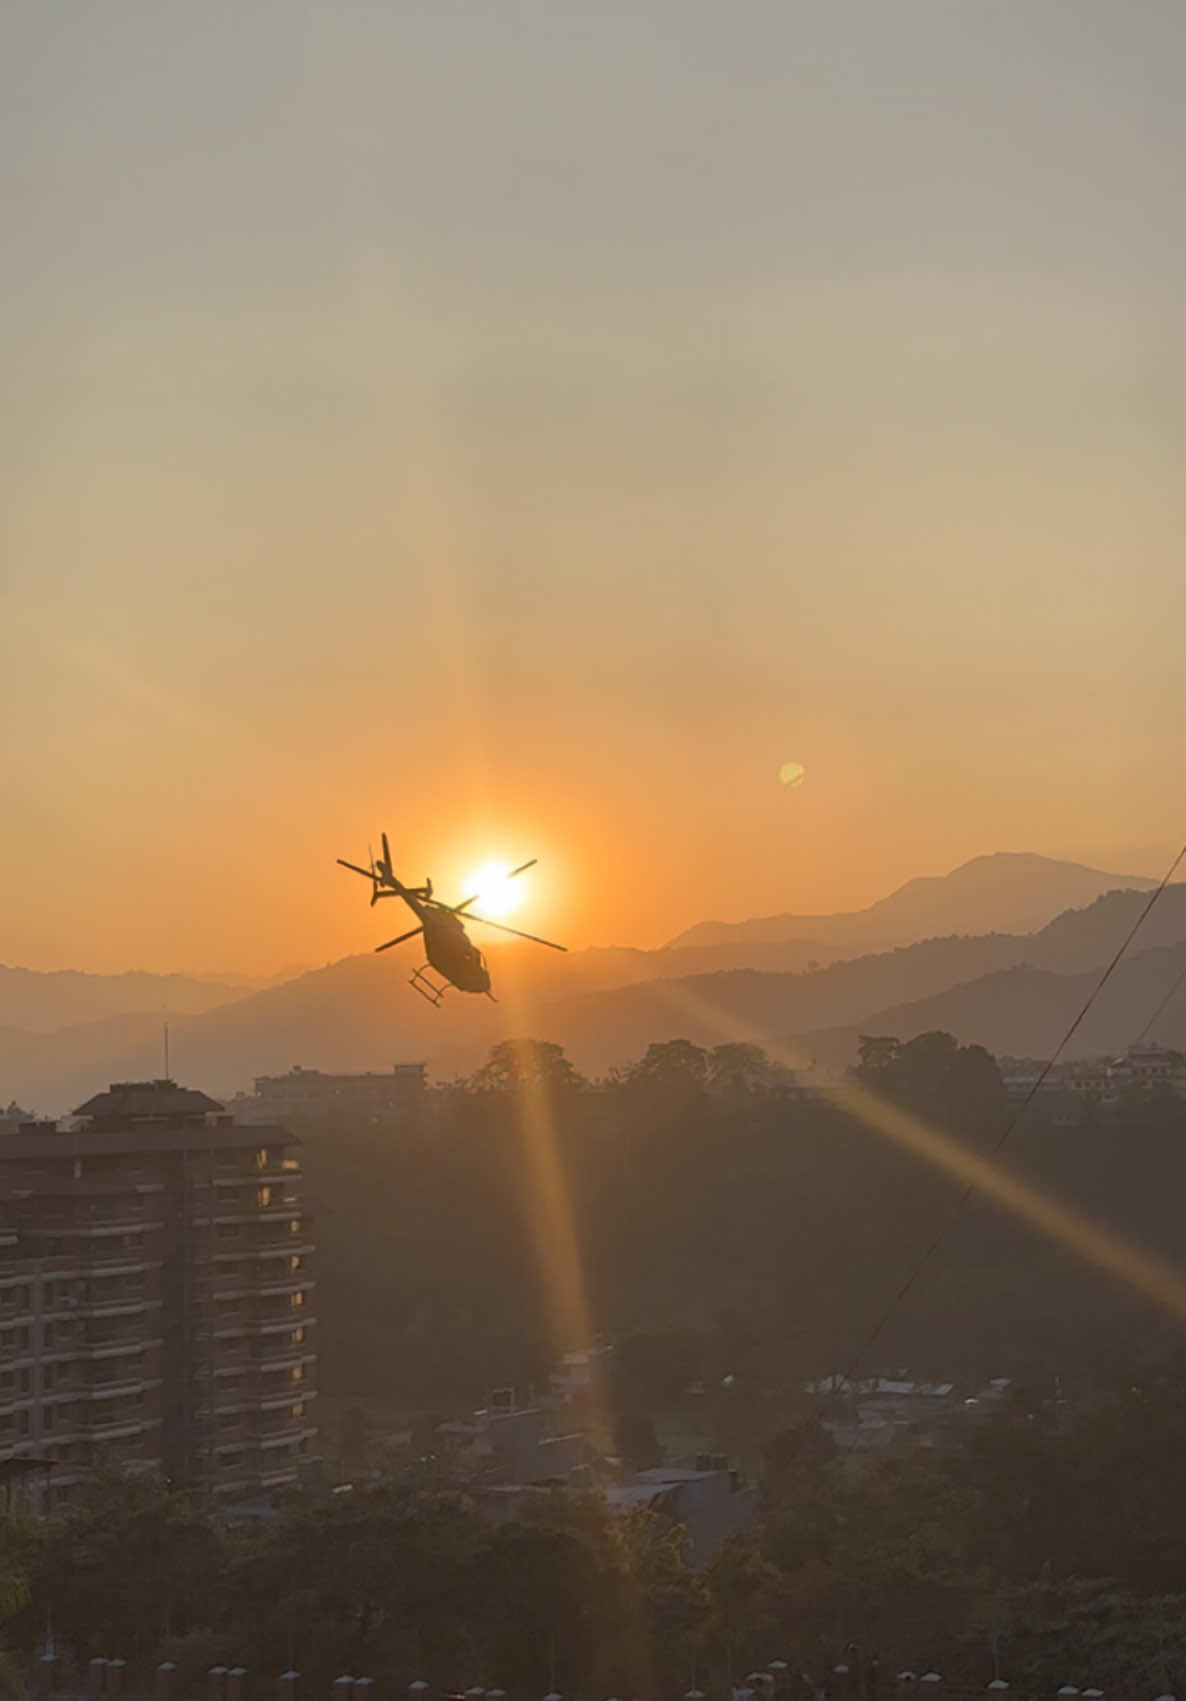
[0,1079,317,1510]
[235,1062,426,1126]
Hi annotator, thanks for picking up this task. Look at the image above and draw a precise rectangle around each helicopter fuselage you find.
[386,880,492,995]
[421,905,491,995]
[339,837,562,1003]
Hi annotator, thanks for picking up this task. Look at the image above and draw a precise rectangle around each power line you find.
[844,843,1186,1382]
[1133,952,1186,1046]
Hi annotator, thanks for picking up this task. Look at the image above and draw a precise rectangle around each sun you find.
[462,860,527,921]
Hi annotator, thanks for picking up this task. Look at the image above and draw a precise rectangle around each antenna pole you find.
[163,1022,169,1080]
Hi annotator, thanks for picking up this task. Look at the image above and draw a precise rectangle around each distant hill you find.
[11,885,1186,1111]
[0,1010,196,1111]
[668,852,1159,952]
[795,942,1186,1071]
[0,965,252,1034]
[489,886,1186,1075]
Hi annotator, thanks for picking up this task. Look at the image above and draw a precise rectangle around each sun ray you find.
[649,978,1186,1330]
[490,955,660,1697]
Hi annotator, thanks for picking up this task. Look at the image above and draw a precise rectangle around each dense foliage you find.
[8,1031,1186,1695]
[11,1368,1186,1696]
[306,1033,1186,1400]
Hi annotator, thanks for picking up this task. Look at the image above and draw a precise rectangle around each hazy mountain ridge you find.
[477,886,1186,1075]
[10,881,1186,1112]
[0,1011,198,1111]
[668,852,1159,952]
[794,941,1186,1070]
[0,965,259,1034]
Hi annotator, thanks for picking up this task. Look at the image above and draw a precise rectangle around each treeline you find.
[11,1367,1186,1695]
[303,1034,1186,1402]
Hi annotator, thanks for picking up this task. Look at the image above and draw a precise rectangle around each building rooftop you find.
[74,1080,225,1122]
[0,1117,297,1159]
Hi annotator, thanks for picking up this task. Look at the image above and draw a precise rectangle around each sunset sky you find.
[3,2,1184,974]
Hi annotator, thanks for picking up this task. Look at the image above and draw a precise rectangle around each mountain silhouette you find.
[794,941,1186,1070]
[0,965,252,1034]
[9,882,1186,1111]
[667,852,1158,952]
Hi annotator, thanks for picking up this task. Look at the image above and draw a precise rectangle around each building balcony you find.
[75,1334,164,1361]
[43,1413,161,1447]
[62,1247,165,1272]
[46,1435,163,1470]
[200,1328,313,1360]
[210,1241,314,1266]
[39,1366,158,1399]
[197,1271,310,1302]
[195,1377,316,1412]
[209,1167,303,1190]
[32,1220,165,1241]
[11,1199,162,1226]
[40,1284,153,1317]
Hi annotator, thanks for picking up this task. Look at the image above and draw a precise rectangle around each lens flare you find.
[650,978,1186,1333]
[463,860,525,919]
[780,760,806,788]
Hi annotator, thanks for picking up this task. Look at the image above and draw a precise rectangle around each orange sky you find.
[2,3,1184,974]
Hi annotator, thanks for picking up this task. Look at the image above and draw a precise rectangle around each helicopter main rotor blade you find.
[452,858,539,915]
[338,858,378,881]
[375,927,424,953]
[461,912,566,951]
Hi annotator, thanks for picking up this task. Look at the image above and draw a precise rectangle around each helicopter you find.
[337,833,566,1004]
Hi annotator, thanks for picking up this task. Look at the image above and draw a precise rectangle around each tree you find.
[611,1329,704,1408]
[472,1039,585,1096]
[703,1532,797,1677]
[628,1039,710,1096]
[860,1030,1005,1134]
[762,1414,839,1491]
[18,1473,226,1663]
[613,1412,664,1472]
[468,1495,625,1694]
[339,1404,371,1481]
[228,1482,479,1686]
[857,1035,901,1079]
[708,1044,775,1095]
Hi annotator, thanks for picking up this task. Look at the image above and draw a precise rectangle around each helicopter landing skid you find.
[409,963,449,1007]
